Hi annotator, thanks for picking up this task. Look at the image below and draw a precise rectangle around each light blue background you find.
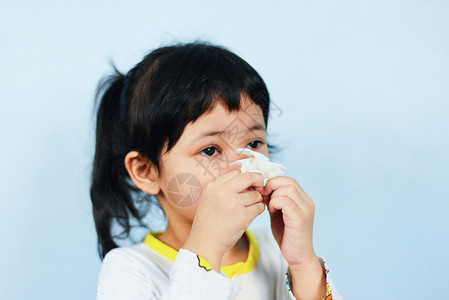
[1,1,448,299]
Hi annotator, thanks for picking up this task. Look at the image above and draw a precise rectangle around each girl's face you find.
[155,96,269,222]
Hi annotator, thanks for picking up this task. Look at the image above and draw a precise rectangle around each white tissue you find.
[230,148,286,185]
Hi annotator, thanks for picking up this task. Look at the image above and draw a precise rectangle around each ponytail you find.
[90,67,144,259]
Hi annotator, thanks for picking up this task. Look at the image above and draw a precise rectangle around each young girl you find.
[91,42,342,300]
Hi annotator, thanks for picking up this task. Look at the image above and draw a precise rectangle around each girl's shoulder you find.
[97,242,171,299]
[98,241,173,294]
[102,240,173,271]
[102,242,152,263]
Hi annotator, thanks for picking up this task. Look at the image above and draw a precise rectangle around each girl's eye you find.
[247,140,263,149]
[200,141,263,158]
[200,146,219,157]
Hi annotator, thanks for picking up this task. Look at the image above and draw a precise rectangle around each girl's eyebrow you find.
[194,123,266,142]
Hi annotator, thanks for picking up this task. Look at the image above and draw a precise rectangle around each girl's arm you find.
[287,259,327,299]
[285,257,343,300]
[262,176,343,300]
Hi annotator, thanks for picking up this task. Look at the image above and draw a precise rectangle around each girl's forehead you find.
[182,100,266,144]
[194,101,263,129]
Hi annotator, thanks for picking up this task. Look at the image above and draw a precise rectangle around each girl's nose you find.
[224,148,254,172]
[230,148,254,161]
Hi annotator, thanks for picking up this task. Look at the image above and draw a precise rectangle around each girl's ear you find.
[124,151,160,195]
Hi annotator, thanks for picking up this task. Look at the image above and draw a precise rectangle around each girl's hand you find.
[262,176,317,270]
[183,169,265,272]
[263,176,326,299]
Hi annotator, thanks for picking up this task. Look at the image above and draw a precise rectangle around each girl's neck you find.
[157,222,191,251]
[157,222,249,266]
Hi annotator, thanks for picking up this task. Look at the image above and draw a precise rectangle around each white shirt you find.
[97,228,342,300]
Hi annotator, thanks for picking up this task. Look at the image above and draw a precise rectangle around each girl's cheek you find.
[192,154,233,182]
[163,154,233,208]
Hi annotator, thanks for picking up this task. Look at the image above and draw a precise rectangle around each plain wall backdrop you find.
[1,0,448,299]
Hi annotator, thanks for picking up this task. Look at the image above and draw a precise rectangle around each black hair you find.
[90,41,277,259]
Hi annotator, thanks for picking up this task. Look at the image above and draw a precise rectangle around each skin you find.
[124,96,326,300]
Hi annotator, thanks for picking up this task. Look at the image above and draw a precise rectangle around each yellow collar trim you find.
[143,229,260,279]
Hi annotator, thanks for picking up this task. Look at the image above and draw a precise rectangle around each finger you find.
[238,190,263,207]
[263,176,311,204]
[262,176,289,196]
[267,196,300,220]
[215,169,241,182]
[262,176,293,206]
[270,185,314,212]
[264,176,306,196]
[227,172,264,192]
[245,202,266,223]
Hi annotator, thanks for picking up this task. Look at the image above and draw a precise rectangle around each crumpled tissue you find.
[230,148,286,185]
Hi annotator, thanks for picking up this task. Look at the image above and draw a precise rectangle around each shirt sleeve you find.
[97,248,241,300]
[284,257,343,300]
